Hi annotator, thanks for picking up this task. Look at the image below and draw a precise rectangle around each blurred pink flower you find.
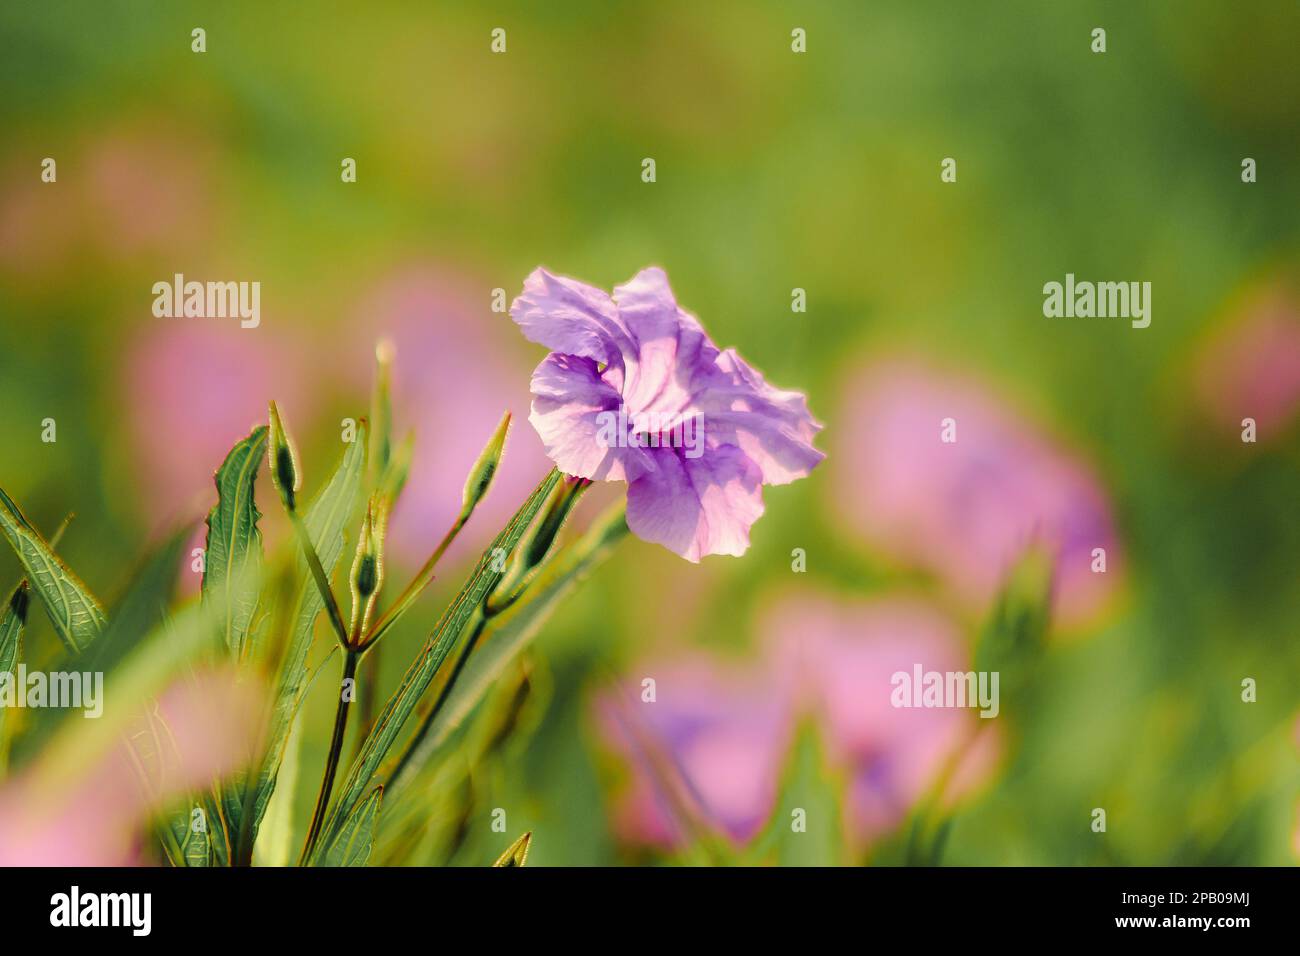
[763,593,1000,846]
[0,123,211,273]
[341,265,551,566]
[0,668,264,866]
[83,127,213,257]
[594,657,794,848]
[120,321,312,523]
[1192,282,1300,441]
[833,357,1122,629]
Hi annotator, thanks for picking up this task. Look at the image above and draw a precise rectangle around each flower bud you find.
[268,401,302,511]
[460,411,511,521]
[522,476,589,570]
[349,496,388,639]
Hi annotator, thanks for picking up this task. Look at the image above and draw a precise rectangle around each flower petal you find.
[626,445,765,561]
[529,353,654,481]
[510,267,633,370]
[701,348,825,485]
[612,267,717,413]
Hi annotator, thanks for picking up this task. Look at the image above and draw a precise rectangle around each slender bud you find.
[523,476,589,570]
[460,411,511,521]
[268,401,302,511]
[492,831,532,867]
[349,495,388,639]
[370,338,395,477]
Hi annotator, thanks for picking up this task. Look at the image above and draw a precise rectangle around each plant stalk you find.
[299,648,359,864]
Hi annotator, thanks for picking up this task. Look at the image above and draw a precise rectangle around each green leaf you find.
[414,501,627,762]
[492,831,532,867]
[0,582,29,774]
[84,528,189,675]
[0,582,24,675]
[183,827,212,867]
[321,469,561,847]
[232,429,368,853]
[182,810,212,867]
[251,711,304,867]
[202,426,268,660]
[319,785,383,867]
[0,485,106,655]
[744,722,844,866]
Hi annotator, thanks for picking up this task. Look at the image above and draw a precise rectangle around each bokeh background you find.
[1,0,1297,865]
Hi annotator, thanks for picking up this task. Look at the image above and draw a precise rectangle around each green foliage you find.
[202,426,267,661]
[321,785,383,867]
[0,353,628,868]
[316,468,561,858]
[0,486,104,655]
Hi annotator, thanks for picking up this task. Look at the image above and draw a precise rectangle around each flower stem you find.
[299,648,359,864]
[286,508,350,651]
[357,513,467,654]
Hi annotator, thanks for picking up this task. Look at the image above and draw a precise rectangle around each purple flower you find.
[510,267,824,561]
[593,658,794,848]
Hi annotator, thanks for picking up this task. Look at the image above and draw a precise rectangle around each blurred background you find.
[0,0,1297,865]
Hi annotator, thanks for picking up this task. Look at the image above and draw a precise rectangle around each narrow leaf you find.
[0,486,105,654]
[85,527,189,675]
[0,583,29,773]
[234,428,368,848]
[182,811,212,867]
[319,785,383,867]
[202,426,268,660]
[0,582,25,674]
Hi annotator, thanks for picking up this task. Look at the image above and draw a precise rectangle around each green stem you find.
[299,648,359,864]
[358,512,468,654]
[287,508,350,650]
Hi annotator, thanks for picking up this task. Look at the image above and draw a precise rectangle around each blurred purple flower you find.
[341,265,551,566]
[1192,282,1300,441]
[594,657,794,848]
[595,592,998,853]
[763,593,1000,847]
[510,266,823,561]
[833,357,1122,629]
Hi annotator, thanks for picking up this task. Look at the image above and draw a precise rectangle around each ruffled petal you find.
[529,353,655,481]
[510,267,633,370]
[699,348,825,485]
[626,445,765,562]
